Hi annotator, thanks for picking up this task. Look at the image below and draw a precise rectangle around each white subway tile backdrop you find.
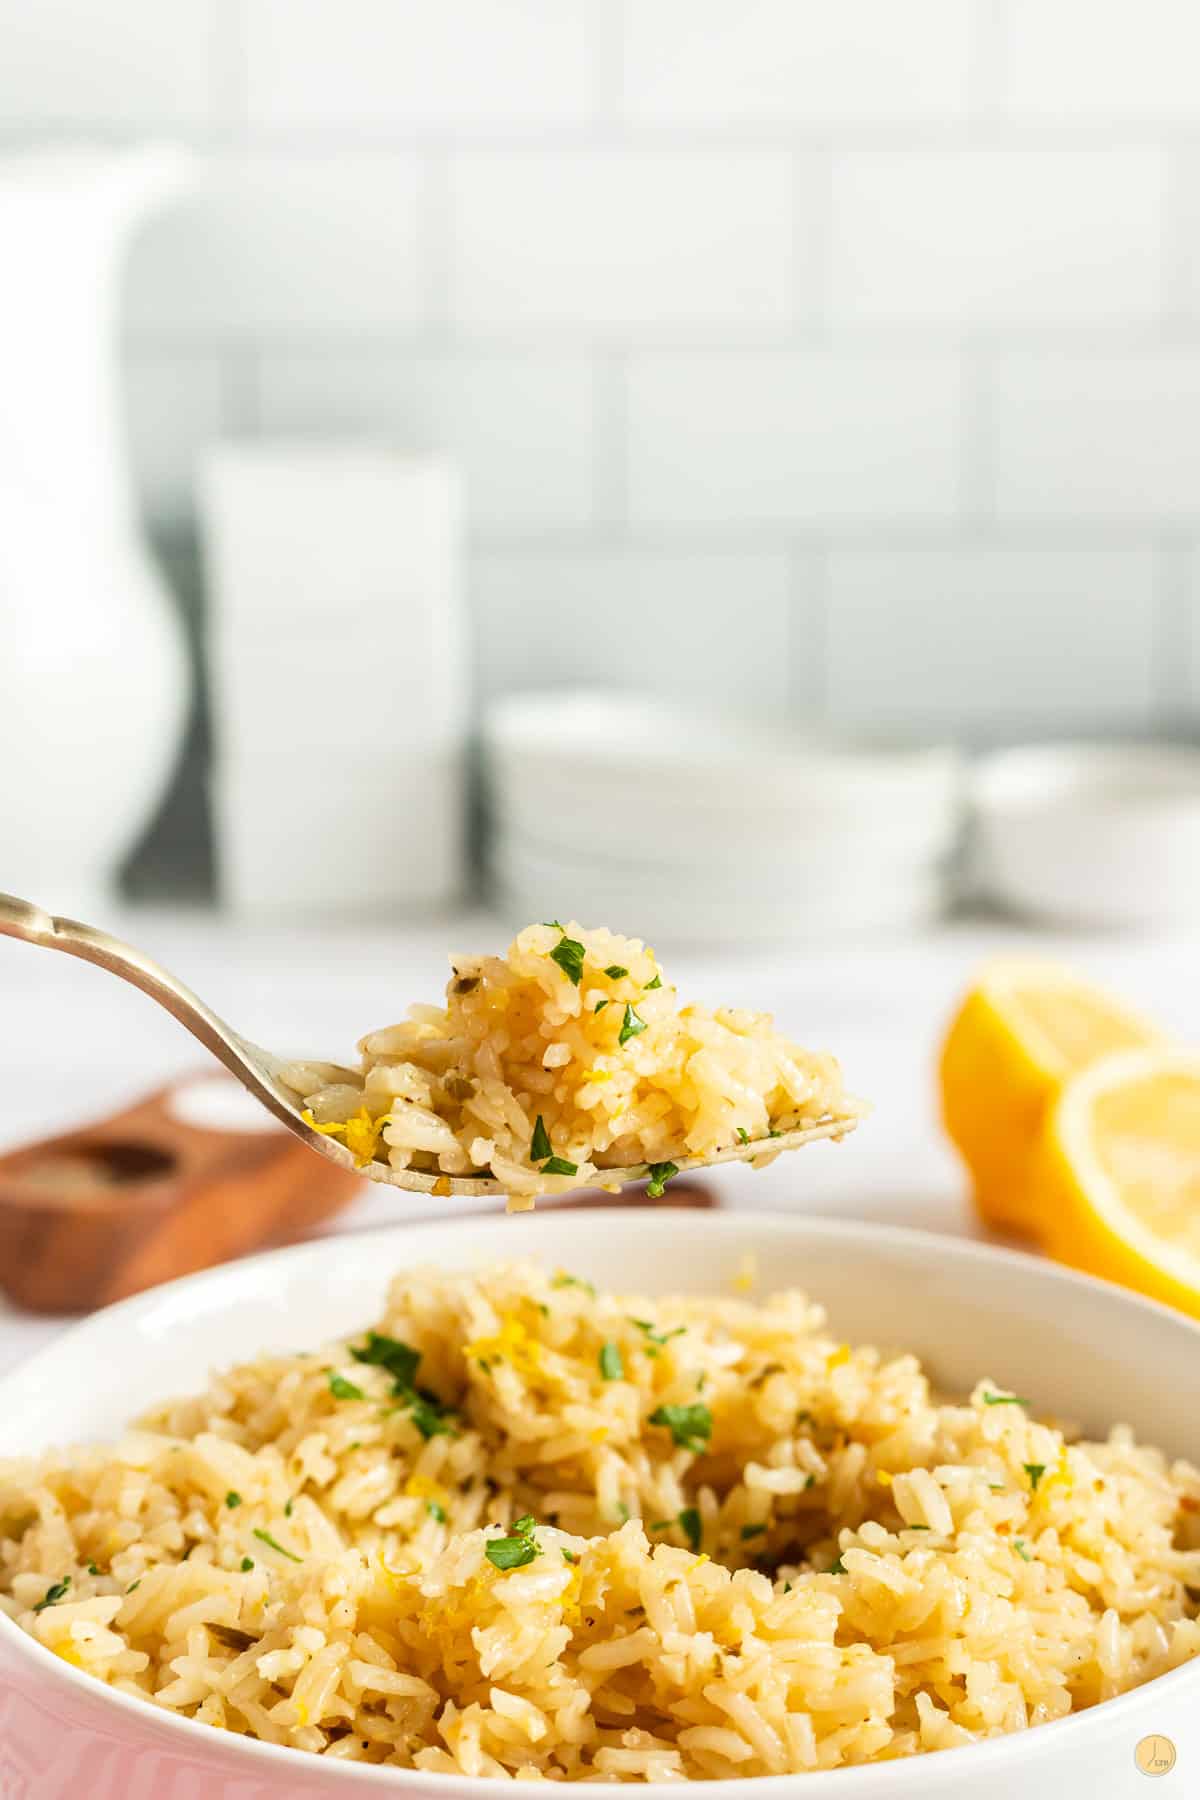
[4,0,1199,735]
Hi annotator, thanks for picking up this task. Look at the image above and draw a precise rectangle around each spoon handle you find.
[0,892,274,1104]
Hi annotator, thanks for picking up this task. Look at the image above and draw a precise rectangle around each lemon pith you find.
[1034,1048,1200,1321]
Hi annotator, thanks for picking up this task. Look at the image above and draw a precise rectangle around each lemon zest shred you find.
[876,1468,893,1487]
[377,1552,409,1592]
[404,1474,450,1508]
[300,1108,343,1136]
[1044,1447,1073,1493]
[301,1106,392,1169]
[465,1314,542,1377]
[827,1344,852,1371]
[560,1564,584,1626]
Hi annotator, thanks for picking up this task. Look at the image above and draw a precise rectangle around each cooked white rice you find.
[3,1261,1198,1779]
[280,922,858,1203]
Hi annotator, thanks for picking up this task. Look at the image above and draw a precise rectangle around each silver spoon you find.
[0,892,860,1200]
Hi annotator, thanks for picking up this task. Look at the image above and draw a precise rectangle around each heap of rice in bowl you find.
[280,922,860,1203]
[3,1261,1198,1779]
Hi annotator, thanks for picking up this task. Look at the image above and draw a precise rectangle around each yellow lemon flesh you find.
[1033,1048,1200,1320]
[939,960,1162,1236]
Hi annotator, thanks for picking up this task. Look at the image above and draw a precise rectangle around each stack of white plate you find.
[483,692,962,944]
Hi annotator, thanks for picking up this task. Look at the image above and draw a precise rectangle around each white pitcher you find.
[0,146,192,918]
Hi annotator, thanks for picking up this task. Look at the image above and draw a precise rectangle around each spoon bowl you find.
[0,894,859,1200]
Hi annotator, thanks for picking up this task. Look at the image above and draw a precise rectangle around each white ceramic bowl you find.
[972,742,1200,929]
[484,693,961,861]
[493,837,945,944]
[2,1212,1198,1800]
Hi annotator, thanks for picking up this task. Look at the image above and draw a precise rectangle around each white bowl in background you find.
[972,742,1200,929]
[1,1210,1197,1799]
[493,834,946,944]
[484,692,962,863]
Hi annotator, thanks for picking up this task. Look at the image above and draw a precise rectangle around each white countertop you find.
[2,906,1197,1376]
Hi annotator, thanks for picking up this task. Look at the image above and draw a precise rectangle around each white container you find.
[0,148,192,917]
[211,743,465,918]
[201,447,467,914]
[0,1211,1197,1798]
[972,742,1200,929]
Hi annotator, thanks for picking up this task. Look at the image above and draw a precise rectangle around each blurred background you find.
[4,0,1200,937]
[3,0,1200,1339]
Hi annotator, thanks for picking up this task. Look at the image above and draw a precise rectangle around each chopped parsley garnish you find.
[645,973,662,990]
[224,1490,242,1510]
[906,1523,930,1530]
[645,1160,678,1198]
[126,1580,141,1594]
[983,1392,1029,1407]
[618,1003,648,1047]
[1014,1539,1033,1562]
[604,965,629,979]
[531,1114,553,1161]
[427,1500,448,1523]
[829,1553,846,1574]
[543,919,564,930]
[599,1341,624,1381]
[284,1499,294,1517]
[630,1318,687,1348]
[351,1331,421,1392]
[735,1127,750,1144]
[240,1556,255,1571]
[542,1155,578,1177]
[485,1514,539,1571]
[767,1127,782,1139]
[86,1562,100,1576]
[253,1528,301,1563]
[594,998,609,1012]
[651,1510,702,1551]
[33,1576,70,1613]
[353,1331,454,1437]
[553,1272,597,1297]
[615,1501,630,1522]
[550,933,586,986]
[408,1395,455,1439]
[562,1548,579,1565]
[740,1522,767,1539]
[1024,1463,1046,1491]
[649,1402,712,1452]
[328,1371,366,1401]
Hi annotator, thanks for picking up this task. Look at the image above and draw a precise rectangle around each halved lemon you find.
[1033,1048,1200,1320]
[939,960,1162,1235]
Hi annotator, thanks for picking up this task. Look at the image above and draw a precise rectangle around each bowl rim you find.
[2,1209,1198,1795]
[973,740,1200,816]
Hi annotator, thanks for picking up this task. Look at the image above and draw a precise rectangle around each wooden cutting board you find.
[0,1074,718,1315]
[0,1074,362,1314]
